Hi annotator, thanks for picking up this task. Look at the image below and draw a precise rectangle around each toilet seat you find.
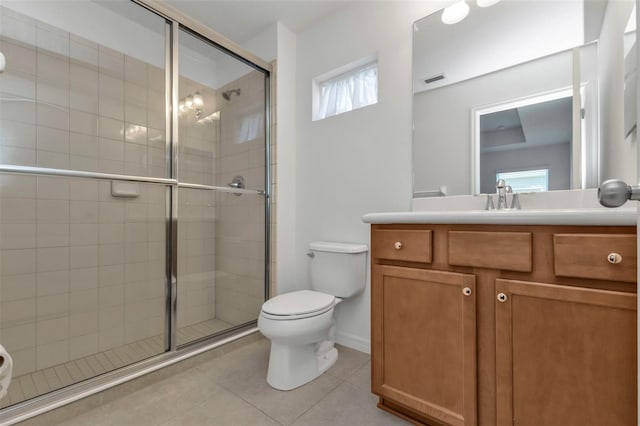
[261,290,335,320]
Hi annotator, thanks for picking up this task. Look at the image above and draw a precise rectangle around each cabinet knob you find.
[462,287,472,296]
[607,253,622,264]
[497,293,508,303]
[394,241,403,250]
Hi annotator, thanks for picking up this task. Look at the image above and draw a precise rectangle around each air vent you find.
[424,73,445,84]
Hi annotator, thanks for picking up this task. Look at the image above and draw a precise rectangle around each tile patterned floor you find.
[1,319,232,410]
[47,338,409,425]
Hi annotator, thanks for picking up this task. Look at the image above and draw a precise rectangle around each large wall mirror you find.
[412,0,637,197]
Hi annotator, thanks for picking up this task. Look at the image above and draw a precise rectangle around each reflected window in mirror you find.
[496,169,549,193]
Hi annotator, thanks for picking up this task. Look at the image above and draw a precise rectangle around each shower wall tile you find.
[0,120,37,148]
[1,224,37,249]
[0,39,37,75]
[1,22,165,179]
[70,38,98,66]
[0,9,168,388]
[37,21,69,57]
[1,71,36,98]
[37,104,69,131]
[0,145,35,166]
[98,46,124,79]
[1,176,166,377]
[69,268,98,291]
[1,274,36,301]
[2,98,36,124]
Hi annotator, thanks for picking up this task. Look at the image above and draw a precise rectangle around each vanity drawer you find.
[448,231,532,272]
[553,234,637,283]
[373,230,432,263]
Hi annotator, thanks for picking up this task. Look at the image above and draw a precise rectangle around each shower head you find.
[222,88,241,101]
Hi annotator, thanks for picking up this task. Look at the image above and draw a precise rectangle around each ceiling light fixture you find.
[441,0,470,25]
[441,0,501,25]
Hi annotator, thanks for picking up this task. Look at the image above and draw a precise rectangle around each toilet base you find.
[266,340,338,391]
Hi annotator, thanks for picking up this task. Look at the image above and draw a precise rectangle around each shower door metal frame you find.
[0,0,272,423]
[136,0,273,350]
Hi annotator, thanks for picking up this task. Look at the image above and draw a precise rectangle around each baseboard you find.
[335,331,370,354]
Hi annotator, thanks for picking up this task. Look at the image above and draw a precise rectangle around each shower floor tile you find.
[0,318,233,410]
[39,338,408,426]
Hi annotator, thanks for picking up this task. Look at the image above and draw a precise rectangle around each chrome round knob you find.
[598,179,632,207]
[394,241,403,250]
[462,287,472,296]
[607,253,622,264]
[497,293,508,303]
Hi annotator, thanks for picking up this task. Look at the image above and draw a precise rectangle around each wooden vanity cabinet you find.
[370,224,637,426]
[371,265,476,426]
[495,278,637,426]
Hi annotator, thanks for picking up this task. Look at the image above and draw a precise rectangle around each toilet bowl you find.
[258,241,368,391]
[258,290,338,390]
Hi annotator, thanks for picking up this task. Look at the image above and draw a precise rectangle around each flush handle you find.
[394,241,403,250]
[607,253,622,264]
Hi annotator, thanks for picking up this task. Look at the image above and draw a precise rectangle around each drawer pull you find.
[607,253,623,264]
[394,241,403,250]
[497,293,508,303]
[462,287,472,296]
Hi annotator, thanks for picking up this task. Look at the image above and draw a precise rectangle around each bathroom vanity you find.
[365,212,637,426]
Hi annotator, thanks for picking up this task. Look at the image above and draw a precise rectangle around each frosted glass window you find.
[497,169,549,193]
[313,60,378,121]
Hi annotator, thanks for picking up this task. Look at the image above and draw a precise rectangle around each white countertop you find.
[362,208,637,226]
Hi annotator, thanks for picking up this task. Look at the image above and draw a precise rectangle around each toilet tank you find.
[309,241,368,298]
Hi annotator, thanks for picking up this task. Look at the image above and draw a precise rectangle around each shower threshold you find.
[0,318,237,415]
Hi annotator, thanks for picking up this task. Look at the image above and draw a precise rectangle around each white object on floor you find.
[0,344,13,400]
[258,241,368,390]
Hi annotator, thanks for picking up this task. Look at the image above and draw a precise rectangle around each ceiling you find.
[167,0,353,45]
[480,97,573,154]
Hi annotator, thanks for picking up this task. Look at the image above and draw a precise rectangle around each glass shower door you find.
[176,28,267,346]
[0,0,169,408]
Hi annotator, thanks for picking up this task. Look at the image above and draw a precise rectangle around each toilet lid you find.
[262,290,335,316]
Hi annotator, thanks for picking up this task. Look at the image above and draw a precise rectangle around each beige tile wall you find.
[176,187,217,330]
[0,7,168,379]
[176,69,268,330]
[0,175,166,377]
[0,7,167,178]
[0,5,273,383]
[175,77,219,333]
[214,71,266,325]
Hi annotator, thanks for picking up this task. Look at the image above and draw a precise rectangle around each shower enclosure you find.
[0,0,270,418]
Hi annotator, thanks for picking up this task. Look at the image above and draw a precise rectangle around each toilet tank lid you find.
[309,241,368,253]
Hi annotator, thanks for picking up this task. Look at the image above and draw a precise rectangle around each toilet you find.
[258,241,368,390]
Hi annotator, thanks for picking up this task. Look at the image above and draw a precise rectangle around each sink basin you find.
[362,208,636,226]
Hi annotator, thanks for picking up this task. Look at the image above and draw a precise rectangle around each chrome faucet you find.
[485,179,521,210]
[496,179,508,210]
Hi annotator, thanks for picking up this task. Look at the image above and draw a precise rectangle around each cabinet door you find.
[496,279,637,426]
[372,265,477,426]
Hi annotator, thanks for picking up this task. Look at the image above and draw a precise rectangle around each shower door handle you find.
[228,175,245,190]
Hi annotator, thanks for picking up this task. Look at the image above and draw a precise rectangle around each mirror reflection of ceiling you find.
[480,97,572,154]
[413,0,603,94]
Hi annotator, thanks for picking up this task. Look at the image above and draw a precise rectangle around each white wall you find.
[599,0,637,183]
[293,1,441,352]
